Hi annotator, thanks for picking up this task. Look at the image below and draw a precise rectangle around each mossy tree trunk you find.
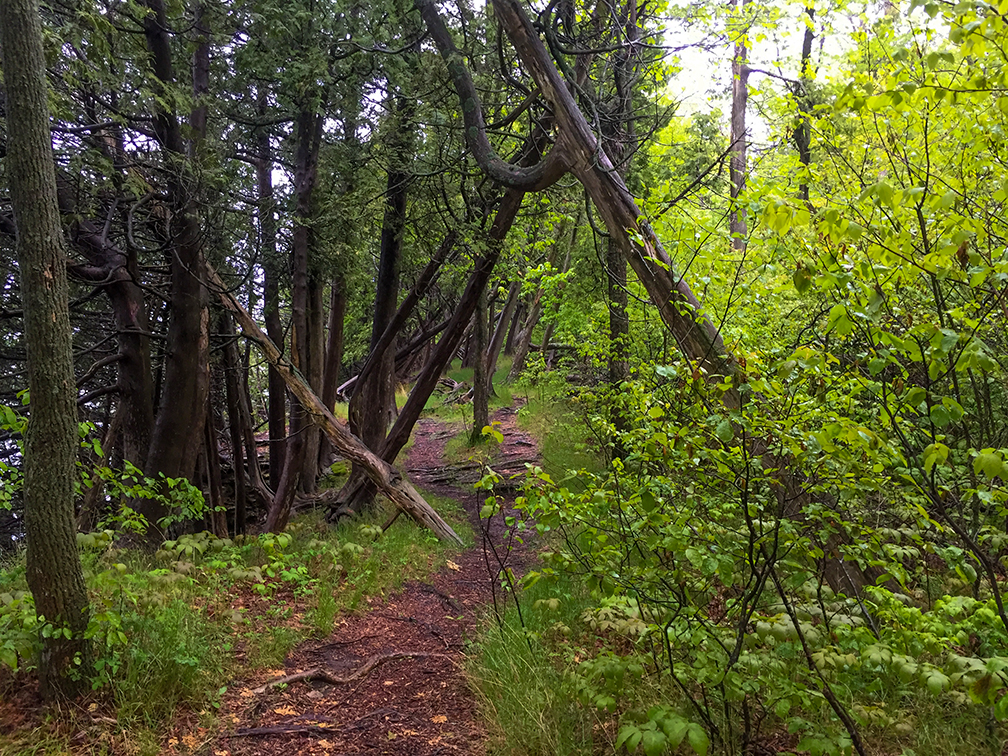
[0,0,92,698]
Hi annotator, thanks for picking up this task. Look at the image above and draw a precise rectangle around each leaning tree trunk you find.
[204,263,462,545]
[1,0,92,697]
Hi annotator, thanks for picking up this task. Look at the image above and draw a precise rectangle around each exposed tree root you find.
[251,651,453,695]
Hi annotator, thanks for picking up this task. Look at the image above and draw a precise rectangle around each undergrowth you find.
[469,367,1008,756]
[0,494,470,755]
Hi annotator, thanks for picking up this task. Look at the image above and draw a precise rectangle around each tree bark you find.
[203,401,228,538]
[504,300,523,356]
[269,107,322,532]
[794,3,815,206]
[301,275,326,492]
[58,183,154,469]
[318,278,347,469]
[1,0,92,697]
[349,89,414,460]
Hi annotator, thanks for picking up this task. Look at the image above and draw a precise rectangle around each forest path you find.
[212,403,540,756]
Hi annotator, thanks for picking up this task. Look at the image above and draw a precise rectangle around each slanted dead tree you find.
[203,262,463,546]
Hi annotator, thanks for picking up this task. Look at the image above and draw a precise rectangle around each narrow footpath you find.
[210,404,540,756]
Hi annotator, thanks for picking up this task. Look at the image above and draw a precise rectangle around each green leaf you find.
[715,418,734,443]
[616,724,638,751]
[687,723,710,756]
[640,490,657,512]
[925,671,950,695]
[974,450,1003,480]
[793,266,812,294]
[641,729,666,756]
[995,692,1008,721]
[662,716,689,746]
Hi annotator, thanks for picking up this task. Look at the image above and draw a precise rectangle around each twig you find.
[251,652,452,695]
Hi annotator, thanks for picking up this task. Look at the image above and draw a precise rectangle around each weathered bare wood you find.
[204,261,463,546]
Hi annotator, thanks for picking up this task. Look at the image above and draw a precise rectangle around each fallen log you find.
[204,260,463,546]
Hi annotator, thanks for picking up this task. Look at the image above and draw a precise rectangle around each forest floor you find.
[197,403,541,756]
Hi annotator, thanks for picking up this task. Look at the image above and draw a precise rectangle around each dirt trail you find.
[212,404,540,756]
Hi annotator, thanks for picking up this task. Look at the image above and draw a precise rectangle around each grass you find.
[0,494,472,755]
[469,571,598,756]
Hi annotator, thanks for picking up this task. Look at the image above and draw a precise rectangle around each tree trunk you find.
[504,300,523,356]
[301,275,326,493]
[318,278,347,469]
[203,403,227,538]
[606,234,629,389]
[471,286,490,442]
[221,311,248,534]
[138,0,211,536]
[795,3,815,206]
[258,92,286,492]
[268,107,322,532]
[1,0,92,697]
[729,0,751,252]
[350,88,414,464]
[78,408,123,533]
[485,280,520,391]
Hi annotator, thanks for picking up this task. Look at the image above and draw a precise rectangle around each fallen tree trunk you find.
[203,261,463,546]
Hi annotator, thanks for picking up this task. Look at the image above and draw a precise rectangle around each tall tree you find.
[0,0,92,697]
[729,0,751,251]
